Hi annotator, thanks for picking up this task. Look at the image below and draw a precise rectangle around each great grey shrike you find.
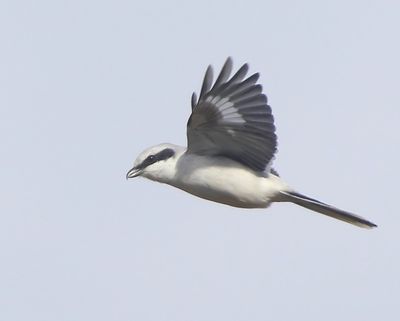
[127,57,377,229]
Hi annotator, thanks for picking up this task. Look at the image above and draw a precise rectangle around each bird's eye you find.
[147,155,155,162]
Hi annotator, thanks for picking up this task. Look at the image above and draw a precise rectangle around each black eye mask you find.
[138,148,175,169]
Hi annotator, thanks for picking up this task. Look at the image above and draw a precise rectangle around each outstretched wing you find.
[187,57,277,172]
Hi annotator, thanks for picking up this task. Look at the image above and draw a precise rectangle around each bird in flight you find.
[127,57,377,228]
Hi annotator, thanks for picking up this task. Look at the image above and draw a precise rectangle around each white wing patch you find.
[220,104,245,124]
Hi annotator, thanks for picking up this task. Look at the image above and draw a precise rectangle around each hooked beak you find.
[126,166,143,179]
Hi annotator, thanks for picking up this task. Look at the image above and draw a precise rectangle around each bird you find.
[126,57,377,229]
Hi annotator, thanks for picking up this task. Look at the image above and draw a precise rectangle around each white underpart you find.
[143,148,292,208]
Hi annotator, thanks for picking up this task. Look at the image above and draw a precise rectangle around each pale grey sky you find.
[1,0,399,320]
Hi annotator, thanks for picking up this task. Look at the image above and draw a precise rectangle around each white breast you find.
[172,153,289,208]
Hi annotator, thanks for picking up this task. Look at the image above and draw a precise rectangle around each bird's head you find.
[126,143,182,183]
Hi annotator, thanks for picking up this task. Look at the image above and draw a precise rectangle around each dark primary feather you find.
[199,66,213,99]
[187,57,277,172]
[211,58,232,91]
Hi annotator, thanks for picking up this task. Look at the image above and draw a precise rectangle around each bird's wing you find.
[187,57,277,172]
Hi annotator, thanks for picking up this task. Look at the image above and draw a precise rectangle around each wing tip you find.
[225,56,233,65]
[199,65,214,99]
[191,92,198,110]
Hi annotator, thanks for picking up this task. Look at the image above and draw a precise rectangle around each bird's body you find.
[127,58,377,229]
[141,144,289,208]
[174,153,283,208]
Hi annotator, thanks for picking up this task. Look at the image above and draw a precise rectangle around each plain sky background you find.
[1,0,399,320]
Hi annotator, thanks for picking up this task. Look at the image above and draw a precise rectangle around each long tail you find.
[279,191,377,229]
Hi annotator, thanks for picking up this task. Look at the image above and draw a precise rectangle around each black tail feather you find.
[280,191,377,229]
